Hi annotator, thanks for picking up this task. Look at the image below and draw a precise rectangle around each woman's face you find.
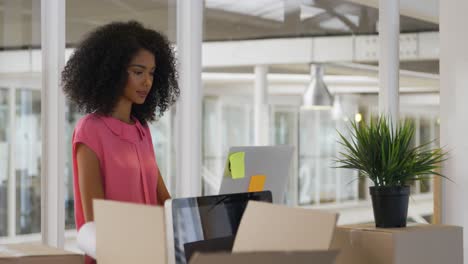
[123,49,156,105]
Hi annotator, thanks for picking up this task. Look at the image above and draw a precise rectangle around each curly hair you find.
[62,21,179,124]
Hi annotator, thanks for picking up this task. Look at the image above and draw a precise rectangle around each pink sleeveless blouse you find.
[72,113,160,263]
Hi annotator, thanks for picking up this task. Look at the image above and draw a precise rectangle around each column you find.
[176,0,203,197]
[440,0,468,261]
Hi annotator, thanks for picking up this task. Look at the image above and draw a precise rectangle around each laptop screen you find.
[170,191,272,264]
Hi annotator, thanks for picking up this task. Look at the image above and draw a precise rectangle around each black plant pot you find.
[369,186,410,228]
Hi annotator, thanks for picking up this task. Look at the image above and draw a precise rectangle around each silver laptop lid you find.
[219,145,294,204]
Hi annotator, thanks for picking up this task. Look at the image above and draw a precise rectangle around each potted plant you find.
[335,116,447,228]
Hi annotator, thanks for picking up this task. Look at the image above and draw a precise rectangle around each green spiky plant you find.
[335,116,448,187]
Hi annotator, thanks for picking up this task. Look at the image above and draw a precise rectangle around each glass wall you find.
[202,96,253,195]
[270,105,298,205]
[298,97,359,206]
[149,112,175,193]
[64,105,81,229]
[202,0,439,225]
[0,0,42,239]
[15,89,41,234]
[0,88,9,237]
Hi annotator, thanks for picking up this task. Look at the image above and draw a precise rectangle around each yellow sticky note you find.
[229,152,245,179]
[248,175,266,192]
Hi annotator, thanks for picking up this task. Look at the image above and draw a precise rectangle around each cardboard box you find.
[189,250,339,264]
[94,199,167,264]
[233,201,338,252]
[0,243,83,264]
[330,224,463,264]
[94,200,339,264]
[188,201,339,263]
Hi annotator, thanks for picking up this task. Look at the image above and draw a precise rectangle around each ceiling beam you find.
[202,31,439,67]
[344,0,438,23]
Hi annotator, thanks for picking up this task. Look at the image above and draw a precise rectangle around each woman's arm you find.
[157,170,171,205]
[76,143,105,222]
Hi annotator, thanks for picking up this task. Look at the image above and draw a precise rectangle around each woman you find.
[62,21,178,262]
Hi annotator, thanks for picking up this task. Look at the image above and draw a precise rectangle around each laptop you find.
[164,191,272,264]
[183,236,235,262]
[219,146,294,204]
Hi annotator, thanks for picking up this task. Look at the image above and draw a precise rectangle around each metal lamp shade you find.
[302,65,334,110]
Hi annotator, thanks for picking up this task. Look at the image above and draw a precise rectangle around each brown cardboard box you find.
[330,224,463,264]
[190,201,338,264]
[233,201,339,252]
[94,199,166,264]
[189,250,339,264]
[189,201,340,264]
[0,243,83,264]
[94,200,340,264]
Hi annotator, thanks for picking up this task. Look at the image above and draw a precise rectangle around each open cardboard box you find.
[94,199,339,264]
[0,243,83,264]
[190,201,339,264]
[330,224,463,264]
